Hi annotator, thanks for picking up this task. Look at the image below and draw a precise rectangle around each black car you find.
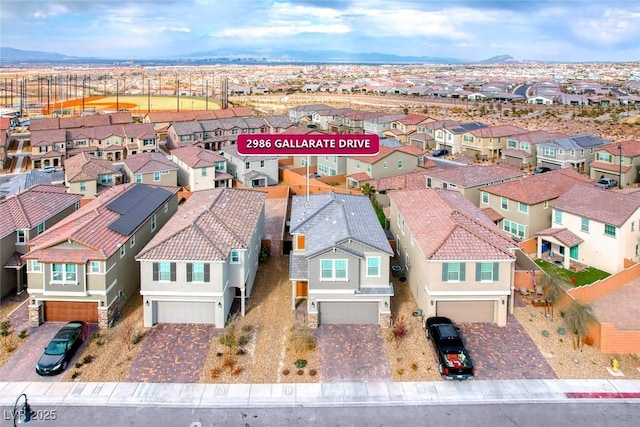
[533,166,551,174]
[432,149,449,157]
[36,321,86,376]
[426,316,474,380]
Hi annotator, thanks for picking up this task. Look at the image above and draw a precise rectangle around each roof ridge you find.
[450,210,514,256]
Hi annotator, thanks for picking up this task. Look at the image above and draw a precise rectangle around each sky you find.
[1,0,640,62]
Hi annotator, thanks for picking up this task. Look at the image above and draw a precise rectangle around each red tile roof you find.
[123,152,178,174]
[599,140,640,157]
[170,145,225,168]
[348,144,422,163]
[553,184,640,227]
[536,227,584,247]
[64,152,117,183]
[145,107,253,123]
[424,164,525,187]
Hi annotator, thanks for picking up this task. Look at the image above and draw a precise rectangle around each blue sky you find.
[1,0,639,62]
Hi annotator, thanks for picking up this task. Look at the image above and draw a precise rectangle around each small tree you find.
[542,275,564,319]
[0,320,12,347]
[360,182,376,200]
[391,315,409,349]
[564,300,597,349]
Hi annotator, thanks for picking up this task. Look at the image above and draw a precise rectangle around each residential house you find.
[316,154,347,177]
[589,140,640,187]
[460,125,529,161]
[536,134,612,173]
[346,145,425,188]
[170,145,232,191]
[382,114,434,144]
[222,145,279,187]
[424,164,525,206]
[436,122,488,155]
[502,130,567,169]
[0,117,9,171]
[288,104,333,124]
[63,152,119,199]
[536,185,640,273]
[311,108,356,132]
[481,169,593,240]
[29,129,67,169]
[136,188,265,326]
[123,152,178,187]
[143,107,253,141]
[363,114,406,136]
[389,188,517,326]
[0,185,82,299]
[288,193,394,327]
[23,183,179,327]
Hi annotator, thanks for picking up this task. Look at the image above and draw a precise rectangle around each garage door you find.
[318,301,379,325]
[155,301,215,325]
[436,300,495,323]
[45,301,99,323]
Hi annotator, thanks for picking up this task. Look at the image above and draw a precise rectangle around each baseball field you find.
[45,95,221,115]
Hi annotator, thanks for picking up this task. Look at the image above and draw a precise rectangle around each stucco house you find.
[136,188,266,326]
[389,188,517,326]
[222,145,279,187]
[501,130,567,169]
[63,152,119,199]
[0,185,82,299]
[536,134,612,173]
[288,193,394,327]
[170,145,232,191]
[460,125,529,161]
[382,114,434,144]
[435,122,488,155]
[589,140,640,188]
[536,185,640,274]
[122,152,179,187]
[23,183,179,328]
[346,145,425,188]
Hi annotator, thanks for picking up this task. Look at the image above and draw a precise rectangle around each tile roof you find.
[535,227,584,247]
[541,133,612,149]
[289,193,393,258]
[388,188,515,261]
[123,152,178,174]
[511,130,567,144]
[358,169,430,192]
[467,124,528,138]
[222,144,278,162]
[480,207,504,222]
[29,129,67,147]
[483,169,593,204]
[598,139,640,157]
[396,114,431,125]
[424,164,525,188]
[136,188,265,261]
[145,107,253,123]
[553,184,640,227]
[23,183,179,263]
[0,185,82,239]
[348,143,422,163]
[170,145,226,168]
[64,152,117,183]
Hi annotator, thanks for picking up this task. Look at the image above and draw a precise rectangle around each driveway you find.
[317,325,391,382]
[126,324,216,383]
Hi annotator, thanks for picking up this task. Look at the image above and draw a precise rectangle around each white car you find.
[41,166,57,173]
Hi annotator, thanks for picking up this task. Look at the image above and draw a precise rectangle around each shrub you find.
[18,329,28,339]
[222,355,235,370]
[396,368,404,375]
[289,325,317,355]
[391,315,409,348]
[241,324,253,333]
[231,366,243,376]
[0,320,11,346]
[309,369,317,377]
[541,329,550,338]
[236,348,246,356]
[94,333,105,347]
[210,367,222,379]
[557,327,567,336]
[130,330,145,345]
[71,371,81,379]
[216,352,224,357]
[296,369,304,375]
[82,355,94,364]
[282,368,290,376]
[237,335,249,347]
[411,362,419,371]
[75,362,83,369]
[294,359,307,369]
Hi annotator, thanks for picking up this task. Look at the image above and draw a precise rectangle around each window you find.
[427,177,432,187]
[37,222,45,235]
[80,181,87,191]
[153,171,161,182]
[32,260,41,272]
[503,219,525,238]
[366,257,381,277]
[215,161,225,171]
[383,162,387,169]
[397,213,405,234]
[99,174,113,184]
[367,164,371,173]
[52,263,77,283]
[581,218,589,232]
[187,263,209,282]
[119,245,126,258]
[570,245,579,259]
[89,261,100,273]
[442,262,465,282]
[230,250,240,263]
[16,230,26,244]
[604,224,616,237]
[130,235,136,247]
[596,152,612,162]
[356,161,361,169]
[135,174,142,183]
[245,161,250,170]
[554,210,562,224]
[163,203,168,214]
[481,192,489,204]
[154,262,175,281]
[151,214,157,231]
[476,262,499,281]
[333,156,337,164]
[320,259,348,281]
[543,146,556,157]
[300,158,307,167]
[543,201,549,209]
[501,197,508,210]
[518,202,528,214]
[260,160,265,168]
[632,221,635,232]
[201,167,207,176]
[398,159,403,169]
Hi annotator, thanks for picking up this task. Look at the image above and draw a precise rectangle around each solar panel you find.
[108,185,172,236]
[106,184,155,214]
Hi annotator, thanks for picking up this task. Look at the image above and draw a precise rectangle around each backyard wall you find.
[568,263,640,304]
[518,237,537,256]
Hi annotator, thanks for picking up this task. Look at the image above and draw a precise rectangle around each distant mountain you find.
[476,54,541,64]
[0,47,74,61]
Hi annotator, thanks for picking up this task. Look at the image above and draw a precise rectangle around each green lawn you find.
[534,259,610,286]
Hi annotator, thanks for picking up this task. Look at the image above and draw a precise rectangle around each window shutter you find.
[186,263,192,282]
[475,263,481,281]
[204,264,210,282]
[493,262,499,281]
[460,263,466,281]
[441,263,448,281]
[152,263,158,281]
[170,263,176,281]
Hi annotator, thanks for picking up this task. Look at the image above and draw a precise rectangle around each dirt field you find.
[46,95,221,115]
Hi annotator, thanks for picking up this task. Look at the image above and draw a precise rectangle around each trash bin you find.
[391,265,402,278]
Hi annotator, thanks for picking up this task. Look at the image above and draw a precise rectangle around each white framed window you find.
[260,160,265,168]
[481,192,489,204]
[366,257,381,277]
[442,262,465,282]
[245,161,250,170]
[32,260,41,272]
[201,168,207,177]
[518,202,528,214]
[37,222,45,234]
[157,262,172,281]
[230,250,240,263]
[135,174,142,183]
[500,197,508,210]
[51,263,77,284]
[398,159,403,169]
[151,214,157,231]
[16,229,26,244]
[543,201,549,209]
[130,235,136,247]
[80,181,87,191]
[89,261,101,274]
[153,171,161,182]
[119,244,126,258]
[320,259,348,281]
[164,203,169,214]
[397,213,405,234]
[476,262,498,282]
[383,162,387,169]
[190,263,206,282]
[581,218,589,232]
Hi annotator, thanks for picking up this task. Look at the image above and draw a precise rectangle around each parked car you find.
[35,321,86,376]
[595,177,617,189]
[533,166,551,174]
[426,316,474,380]
[432,149,449,157]
[41,166,57,173]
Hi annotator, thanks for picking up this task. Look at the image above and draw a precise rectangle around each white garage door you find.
[155,301,216,325]
[318,301,379,325]
[436,300,495,323]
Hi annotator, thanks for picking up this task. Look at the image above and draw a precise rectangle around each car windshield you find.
[44,340,67,355]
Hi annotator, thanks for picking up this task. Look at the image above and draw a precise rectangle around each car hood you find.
[36,353,65,370]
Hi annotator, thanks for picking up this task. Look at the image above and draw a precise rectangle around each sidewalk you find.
[2,379,640,408]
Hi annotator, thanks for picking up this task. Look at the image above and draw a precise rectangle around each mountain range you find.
[0,47,534,65]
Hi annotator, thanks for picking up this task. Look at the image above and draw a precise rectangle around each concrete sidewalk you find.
[2,379,640,408]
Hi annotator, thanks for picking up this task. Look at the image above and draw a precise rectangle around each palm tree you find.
[564,299,597,350]
[360,183,376,200]
[542,275,564,319]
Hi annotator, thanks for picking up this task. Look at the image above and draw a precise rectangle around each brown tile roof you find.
[123,152,178,174]
[424,164,525,188]
[535,227,583,247]
[589,161,631,173]
[136,188,265,261]
[359,169,429,192]
[348,144,422,163]
[145,107,252,123]
[29,118,60,131]
[170,145,226,168]
[0,185,82,239]
[553,184,640,227]
[590,277,640,330]
[396,114,432,125]
[29,129,67,147]
[483,169,593,204]
[468,124,529,138]
[389,188,515,261]
[480,207,504,222]
[512,130,567,143]
[598,139,640,157]
[23,184,179,263]
[64,152,117,183]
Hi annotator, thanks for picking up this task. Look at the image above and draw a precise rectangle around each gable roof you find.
[289,193,392,258]
[170,145,226,168]
[424,164,525,188]
[0,185,82,239]
[348,144,423,163]
[598,139,640,157]
[136,188,265,261]
[542,133,612,149]
[389,188,515,261]
[553,185,640,227]
[467,124,528,138]
[63,152,117,183]
[123,152,178,174]
[145,107,253,123]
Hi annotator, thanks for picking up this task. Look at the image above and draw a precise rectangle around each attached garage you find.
[436,300,496,323]
[318,301,379,325]
[154,300,216,325]
[45,301,99,323]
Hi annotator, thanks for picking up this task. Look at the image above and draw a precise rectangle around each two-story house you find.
[363,114,407,136]
[382,114,434,144]
[589,140,640,188]
[316,154,348,177]
[346,145,424,188]
[63,152,119,199]
[0,117,9,171]
[289,193,394,327]
[460,125,529,161]
[136,188,265,326]
[222,145,279,187]
[288,104,333,124]
[29,129,67,169]
[436,122,488,155]
[536,133,612,173]
[389,188,517,326]
[502,130,567,169]
[23,183,179,328]
[0,185,82,299]
[481,169,593,240]
[537,185,640,273]
[311,108,356,131]
[123,152,178,187]
[170,145,232,191]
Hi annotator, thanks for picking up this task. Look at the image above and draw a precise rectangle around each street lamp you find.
[619,144,623,189]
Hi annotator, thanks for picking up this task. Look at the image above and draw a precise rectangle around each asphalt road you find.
[1,402,638,427]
